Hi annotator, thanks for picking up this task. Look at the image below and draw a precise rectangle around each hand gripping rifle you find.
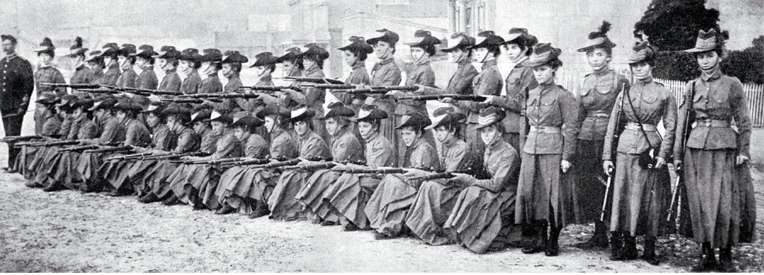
[334,86,419,95]
[397,94,487,102]
[667,81,696,222]
[0,135,43,143]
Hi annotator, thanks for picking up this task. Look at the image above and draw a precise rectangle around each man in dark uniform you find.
[0,34,34,170]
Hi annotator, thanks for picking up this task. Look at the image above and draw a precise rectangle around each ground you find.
[0,130,762,272]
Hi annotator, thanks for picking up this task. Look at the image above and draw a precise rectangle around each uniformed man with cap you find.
[0,34,34,171]
[155,46,182,92]
[67,37,94,94]
[178,48,202,94]
[220,50,248,110]
[99,43,122,86]
[33,37,67,135]
[365,29,402,162]
[115,44,138,88]
[337,36,373,106]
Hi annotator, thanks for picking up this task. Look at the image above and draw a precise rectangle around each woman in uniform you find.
[570,22,631,249]
[279,44,330,143]
[67,37,94,96]
[338,36,373,105]
[602,41,676,265]
[16,94,62,182]
[100,98,152,196]
[268,105,331,221]
[365,29,401,158]
[127,45,158,107]
[418,32,478,96]
[32,37,66,135]
[443,106,520,254]
[515,43,579,257]
[155,46,182,92]
[85,51,104,86]
[178,48,202,95]
[239,52,278,141]
[220,51,248,110]
[296,102,364,225]
[673,29,752,272]
[99,43,121,87]
[322,105,395,231]
[115,44,137,89]
[198,49,224,105]
[76,97,127,193]
[365,112,439,240]
[128,102,178,200]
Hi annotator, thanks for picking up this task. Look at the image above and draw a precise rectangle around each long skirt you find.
[216,167,278,214]
[268,170,313,221]
[405,180,464,245]
[168,164,223,209]
[609,152,671,237]
[444,186,517,254]
[100,157,136,191]
[572,140,611,224]
[296,169,341,223]
[394,114,437,167]
[128,159,161,197]
[146,161,181,199]
[365,174,418,236]
[684,148,740,248]
[322,173,380,229]
[36,149,80,189]
[465,124,486,176]
[737,163,757,243]
[13,145,40,180]
[76,151,114,191]
[515,153,575,228]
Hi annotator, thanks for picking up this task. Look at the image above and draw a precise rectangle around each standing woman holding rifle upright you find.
[673,29,752,272]
[365,29,402,158]
[602,41,676,265]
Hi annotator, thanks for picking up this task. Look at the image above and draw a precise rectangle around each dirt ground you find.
[0,132,762,272]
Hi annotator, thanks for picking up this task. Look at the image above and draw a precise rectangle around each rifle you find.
[282,162,337,171]
[407,172,456,182]
[600,167,615,222]
[283,76,345,85]
[667,81,696,222]
[180,93,261,99]
[122,88,182,96]
[334,86,418,94]
[299,83,356,90]
[78,88,120,94]
[40,83,101,89]
[138,151,206,161]
[105,152,154,161]
[237,86,301,92]
[0,135,43,143]
[58,145,99,152]
[84,145,132,154]
[14,140,80,148]
[246,158,302,169]
[175,157,254,165]
[397,94,487,102]
[332,167,406,174]
[161,98,222,104]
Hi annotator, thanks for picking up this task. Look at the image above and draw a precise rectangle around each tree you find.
[634,0,723,51]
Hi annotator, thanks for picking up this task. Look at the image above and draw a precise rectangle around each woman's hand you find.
[439,97,454,104]
[673,160,683,171]
[402,168,428,178]
[450,173,473,185]
[603,160,614,176]
[736,155,749,166]
[482,95,496,104]
[655,157,666,169]
[385,90,399,97]
[561,160,572,173]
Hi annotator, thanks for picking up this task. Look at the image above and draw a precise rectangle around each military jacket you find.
[124,118,152,147]
[464,138,518,193]
[288,64,325,118]
[200,74,222,94]
[211,130,243,159]
[486,63,537,133]
[269,127,299,160]
[199,127,219,154]
[236,76,272,112]
[440,137,471,172]
[115,67,137,88]
[244,133,269,159]
[34,66,66,96]
[136,65,158,90]
[523,82,579,160]
[90,66,104,85]
[396,60,436,115]
[0,54,34,112]
[151,123,176,151]
[369,57,401,106]
[70,64,93,86]
[40,111,62,137]
[459,59,503,123]
[77,119,99,139]
[180,69,201,94]
[159,69,182,92]
[172,126,200,154]
[577,68,630,140]
[404,137,440,171]
[331,128,364,163]
[297,130,331,159]
[339,62,371,104]
[99,62,121,86]
[95,115,126,144]
[67,112,96,140]
[364,131,394,168]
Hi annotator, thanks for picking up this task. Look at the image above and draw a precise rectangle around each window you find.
[465,6,471,35]
[454,5,461,32]
[477,1,485,32]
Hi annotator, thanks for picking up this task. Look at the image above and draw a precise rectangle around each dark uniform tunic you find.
[572,68,629,224]
[0,54,34,167]
[603,76,675,237]
[99,62,121,86]
[180,69,201,94]
[515,82,579,228]
[145,125,201,200]
[287,64,329,143]
[70,64,94,95]
[77,115,126,191]
[444,137,519,253]
[33,65,67,135]
[125,123,178,196]
[419,58,478,140]
[455,59,503,170]
[369,58,401,151]
[36,117,99,190]
[15,110,62,179]
[485,60,537,152]
[340,61,371,104]
[673,68,752,248]
[158,68,182,92]
[115,66,137,88]
[393,60,438,166]
[99,116,151,191]
[219,74,242,111]
[89,66,104,85]
[198,127,219,155]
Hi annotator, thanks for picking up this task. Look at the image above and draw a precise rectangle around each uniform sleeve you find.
[168,74,182,92]
[560,91,580,161]
[367,139,393,168]
[102,70,119,86]
[54,70,67,95]
[153,127,174,151]
[79,123,99,139]
[468,148,518,192]
[124,123,140,146]
[673,82,694,160]
[460,70,504,113]
[300,135,329,159]
[212,135,239,159]
[374,65,402,86]
[59,116,73,138]
[246,136,269,158]
[41,118,61,137]
[444,143,469,172]
[408,144,436,170]
[96,121,121,144]
[488,68,535,112]
[270,135,289,159]
[20,60,35,109]
[173,130,192,153]
[658,89,677,160]
[602,93,623,161]
[125,72,137,89]
[730,79,752,158]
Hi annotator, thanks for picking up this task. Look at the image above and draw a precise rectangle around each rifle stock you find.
[0,135,43,143]
[58,145,99,152]
[40,83,101,89]
[283,76,345,85]
[397,94,486,102]
[335,86,419,94]
[282,162,337,171]
[15,140,80,148]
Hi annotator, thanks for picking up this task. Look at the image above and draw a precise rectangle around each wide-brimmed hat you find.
[577,21,616,52]
[300,43,330,61]
[256,105,290,120]
[288,105,316,123]
[71,97,94,110]
[190,108,212,123]
[523,43,562,68]
[475,106,505,130]
[68,37,88,57]
[115,98,143,112]
[154,45,181,59]
[503,28,538,49]
[396,112,431,129]
[222,50,249,64]
[366,28,400,46]
[89,97,118,111]
[627,41,658,64]
[231,112,263,129]
[141,101,166,114]
[425,107,466,130]
[34,37,56,53]
[179,48,201,61]
[276,47,302,63]
[162,103,191,117]
[352,105,388,122]
[35,94,59,105]
[206,109,232,124]
[469,30,505,49]
[85,51,102,63]
[338,36,374,54]
[441,32,475,52]
[404,30,441,48]
[200,48,223,63]
[685,29,725,53]
[130,44,157,59]
[117,44,136,57]
[101,43,119,56]
[323,102,355,119]
[56,94,78,107]
[249,52,279,68]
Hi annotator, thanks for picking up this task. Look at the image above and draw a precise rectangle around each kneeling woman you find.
[17,94,62,183]
[443,107,520,254]
[514,43,579,257]
[268,105,331,221]
[296,102,364,225]
[215,106,297,218]
[365,112,440,239]
[169,109,243,210]
[322,105,395,231]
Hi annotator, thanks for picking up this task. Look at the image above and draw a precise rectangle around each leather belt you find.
[693,119,730,128]
[625,122,657,131]
[586,110,610,118]
[529,126,561,133]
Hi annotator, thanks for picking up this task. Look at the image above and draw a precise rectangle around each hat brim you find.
[684,47,717,53]
[502,33,524,44]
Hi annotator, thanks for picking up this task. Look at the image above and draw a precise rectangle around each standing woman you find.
[129,45,158,107]
[365,29,402,157]
[514,43,579,257]
[280,44,330,143]
[673,29,752,272]
[178,48,202,95]
[115,44,137,89]
[33,37,66,135]
[338,36,373,105]
[99,43,122,87]
[67,37,93,96]
[155,46,182,92]
[220,51,248,111]
[85,51,104,86]
[572,21,631,249]
[198,49,224,97]
[602,41,676,265]
[240,52,278,141]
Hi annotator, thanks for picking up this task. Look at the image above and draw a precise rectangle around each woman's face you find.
[146,113,160,128]
[533,64,555,84]
[281,61,295,75]
[630,61,652,79]
[255,65,268,76]
[448,48,466,63]
[103,56,114,65]
[503,43,523,61]
[94,109,106,119]
[400,128,419,147]
[325,117,339,136]
[211,121,225,135]
[156,58,168,70]
[233,127,246,141]
[192,121,205,134]
[293,120,309,136]
[69,55,83,66]
[264,116,276,133]
[473,47,489,62]
[434,125,454,143]
[72,107,83,117]
[135,57,148,68]
[118,56,129,67]
[115,110,127,121]
[374,41,392,59]
[166,116,177,128]
[586,48,610,70]
[87,61,100,70]
[696,51,720,71]
[303,58,315,69]
[358,121,374,140]
[344,50,358,67]
[222,63,235,76]
[39,52,53,65]
[479,125,498,145]
[178,60,190,72]
[410,47,426,62]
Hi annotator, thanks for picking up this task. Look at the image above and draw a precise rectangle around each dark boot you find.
[215,204,236,215]
[508,223,535,248]
[545,225,561,256]
[162,194,181,206]
[621,234,639,260]
[574,221,609,249]
[138,193,160,204]
[191,194,205,210]
[42,183,62,192]
[692,242,717,272]
[641,236,660,265]
[717,246,735,272]
[25,180,41,188]
[609,231,624,260]
[248,200,270,219]
[522,220,547,254]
